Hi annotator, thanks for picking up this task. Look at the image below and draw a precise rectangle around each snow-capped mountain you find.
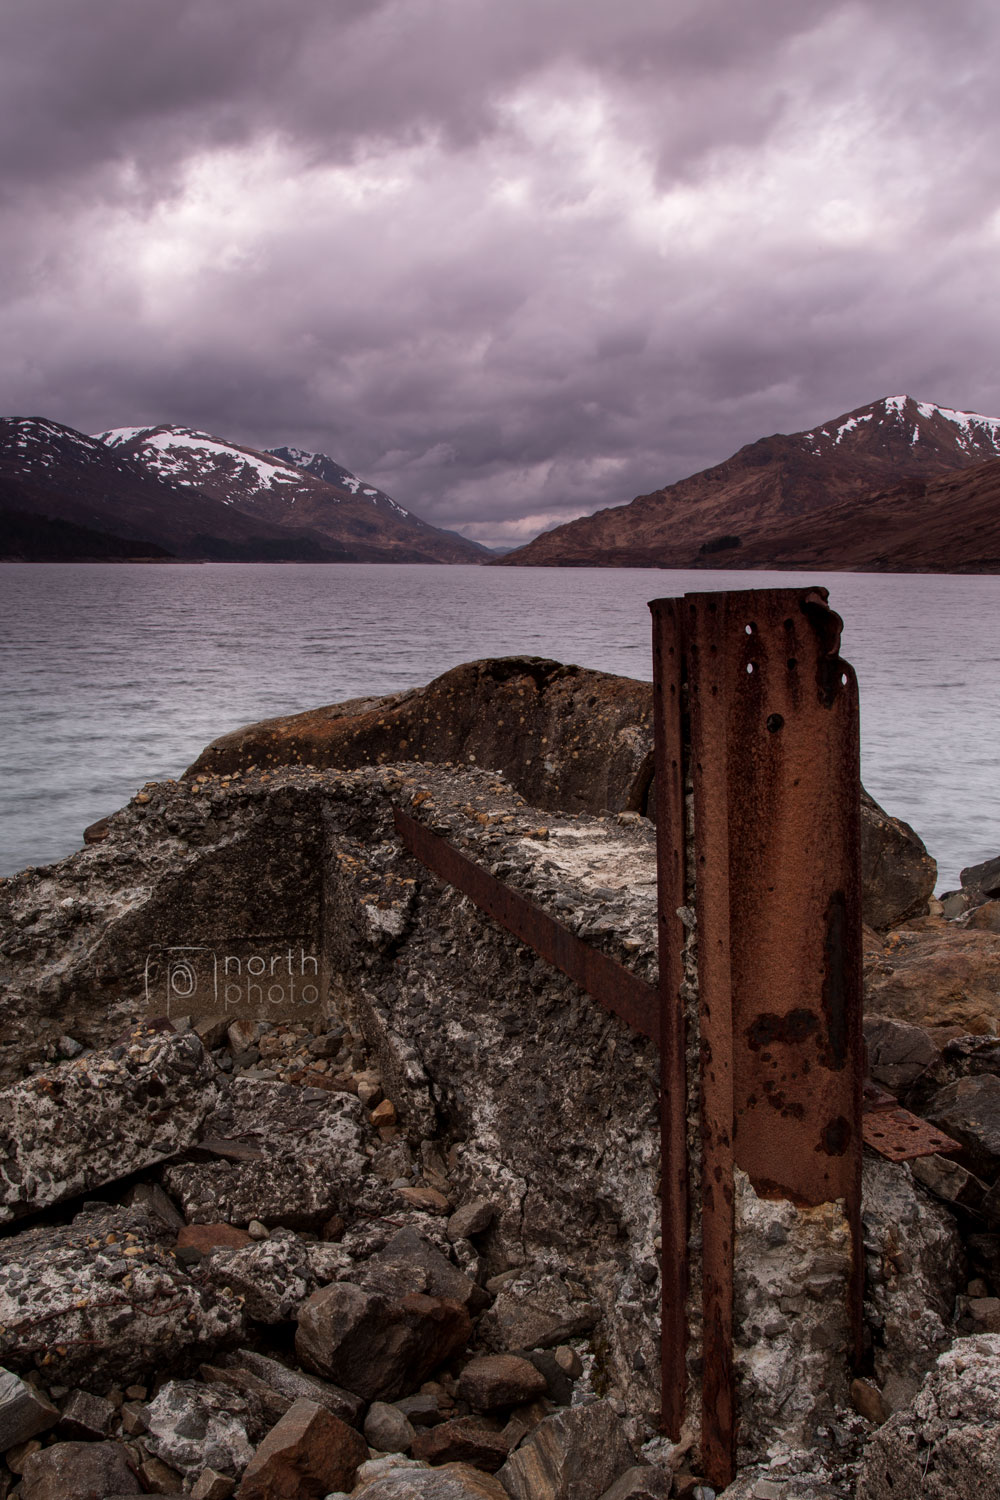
[499,393,1000,570]
[0,416,338,561]
[267,445,410,518]
[97,424,488,563]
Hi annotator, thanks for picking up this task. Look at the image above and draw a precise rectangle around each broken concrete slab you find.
[0,1026,220,1225]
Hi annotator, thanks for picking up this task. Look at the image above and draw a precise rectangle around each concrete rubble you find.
[0,658,998,1497]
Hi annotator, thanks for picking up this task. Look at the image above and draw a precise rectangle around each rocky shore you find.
[1,658,999,1499]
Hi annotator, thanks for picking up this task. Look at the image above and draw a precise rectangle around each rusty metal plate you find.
[392,806,659,1041]
[651,586,864,1490]
[650,596,690,1440]
[862,1108,961,1162]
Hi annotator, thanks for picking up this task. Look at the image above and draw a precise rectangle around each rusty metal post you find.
[650,587,864,1489]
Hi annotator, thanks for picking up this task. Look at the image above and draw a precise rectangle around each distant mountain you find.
[497,395,1000,570]
[99,426,489,564]
[0,417,339,562]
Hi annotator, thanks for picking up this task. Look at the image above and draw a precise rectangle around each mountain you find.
[497,395,1000,570]
[0,418,341,562]
[99,426,489,563]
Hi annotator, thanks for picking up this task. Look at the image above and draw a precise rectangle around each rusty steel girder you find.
[650,586,864,1488]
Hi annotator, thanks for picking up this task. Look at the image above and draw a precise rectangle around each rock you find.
[204,1230,315,1322]
[144,1380,256,1478]
[56,1387,117,1439]
[126,1181,186,1232]
[0,1026,220,1225]
[352,1462,508,1500]
[856,1334,1000,1497]
[356,1455,432,1487]
[497,1400,636,1500]
[863,924,1000,1035]
[524,1350,574,1406]
[136,1452,186,1492]
[929,1080,1000,1182]
[906,1032,1000,1113]
[911,1153,988,1213]
[860,788,937,929]
[186,659,656,820]
[395,1393,446,1428]
[192,1471,237,1500]
[365,1401,417,1453]
[961,853,1000,900]
[396,1187,451,1214]
[216,1349,363,1426]
[595,1466,672,1500]
[411,1418,510,1472]
[0,1367,59,1449]
[458,1355,549,1411]
[966,1296,1000,1332]
[295,1281,472,1401]
[862,1016,939,1097]
[447,1201,495,1242]
[235,1397,368,1499]
[849,1377,890,1426]
[363,1227,487,1313]
[861,1157,964,1407]
[0,1203,245,1387]
[924,1073,1000,1179]
[177,1224,254,1254]
[964,898,1000,932]
[83,816,111,844]
[163,1077,369,1230]
[477,1273,599,1352]
[19,1439,140,1498]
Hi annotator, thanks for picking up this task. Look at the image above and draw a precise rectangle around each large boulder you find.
[863,924,1000,1035]
[185,658,656,819]
[860,788,937,928]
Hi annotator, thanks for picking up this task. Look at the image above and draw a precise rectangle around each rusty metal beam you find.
[392,806,659,1041]
[650,587,864,1490]
[651,597,691,1440]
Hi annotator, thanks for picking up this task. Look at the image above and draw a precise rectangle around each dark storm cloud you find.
[2,0,1000,545]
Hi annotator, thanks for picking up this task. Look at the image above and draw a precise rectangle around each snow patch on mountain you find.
[98,426,307,503]
[267,445,411,517]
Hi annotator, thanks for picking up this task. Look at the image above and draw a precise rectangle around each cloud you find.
[2,0,1000,546]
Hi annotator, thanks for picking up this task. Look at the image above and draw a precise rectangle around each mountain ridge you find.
[497,395,1000,571]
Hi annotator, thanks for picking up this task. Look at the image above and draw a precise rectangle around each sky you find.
[3,1,1000,549]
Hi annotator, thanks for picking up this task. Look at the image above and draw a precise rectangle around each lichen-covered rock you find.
[186,658,656,821]
[0,1026,220,1224]
[163,1077,370,1229]
[205,1229,316,1322]
[144,1380,256,1478]
[0,1203,245,1387]
[856,1334,1000,1497]
[861,1157,964,1411]
[497,1400,635,1500]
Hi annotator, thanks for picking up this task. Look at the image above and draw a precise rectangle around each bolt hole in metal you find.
[841,672,849,686]
[766,714,784,733]
[746,662,755,673]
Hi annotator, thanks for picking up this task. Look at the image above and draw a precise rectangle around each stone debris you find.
[856,1333,1000,1498]
[1,720,1000,1499]
[0,1026,219,1225]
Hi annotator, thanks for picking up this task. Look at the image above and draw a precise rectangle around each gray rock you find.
[924,1073,1000,1180]
[56,1387,117,1439]
[911,1154,988,1213]
[364,1400,417,1453]
[0,1026,220,1225]
[960,853,1000,899]
[860,788,937,929]
[861,1157,964,1407]
[0,1366,58,1449]
[144,1379,255,1478]
[477,1273,599,1352]
[19,1439,140,1498]
[862,1016,939,1097]
[0,1203,245,1387]
[163,1076,369,1229]
[447,1200,495,1242]
[498,1400,636,1500]
[363,1226,487,1312]
[856,1334,1000,1497]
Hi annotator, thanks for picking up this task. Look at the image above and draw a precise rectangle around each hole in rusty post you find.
[766,714,784,733]
[746,663,754,674]
[745,623,754,634]
[787,657,797,670]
